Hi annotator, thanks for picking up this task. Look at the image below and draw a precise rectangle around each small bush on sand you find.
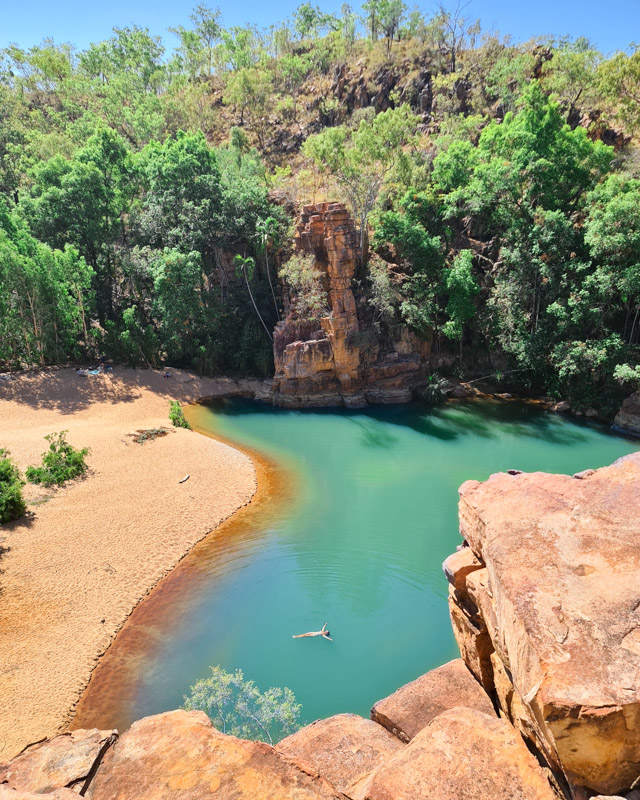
[26,431,89,487]
[0,449,26,523]
[169,401,191,429]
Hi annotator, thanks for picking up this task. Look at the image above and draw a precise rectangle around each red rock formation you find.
[0,729,116,795]
[272,203,431,408]
[84,710,347,800]
[446,452,640,796]
[277,713,403,797]
[370,657,494,743]
[358,707,558,800]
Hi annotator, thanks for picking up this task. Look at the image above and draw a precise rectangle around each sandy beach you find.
[0,367,261,760]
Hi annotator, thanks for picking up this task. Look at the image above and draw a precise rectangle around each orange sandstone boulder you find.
[277,713,403,796]
[456,452,640,795]
[370,658,494,743]
[0,788,80,800]
[442,547,483,593]
[0,729,116,795]
[85,710,347,800]
[359,707,557,800]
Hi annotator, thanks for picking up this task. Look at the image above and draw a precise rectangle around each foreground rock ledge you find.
[358,707,557,800]
[449,452,640,795]
[85,710,347,800]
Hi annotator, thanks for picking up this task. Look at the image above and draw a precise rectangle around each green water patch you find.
[82,399,639,732]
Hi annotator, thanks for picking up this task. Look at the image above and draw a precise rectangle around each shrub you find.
[421,373,449,405]
[279,253,329,320]
[0,449,26,523]
[26,431,90,487]
[183,666,301,745]
[169,401,191,429]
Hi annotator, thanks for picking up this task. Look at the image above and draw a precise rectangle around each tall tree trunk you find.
[265,248,280,321]
[243,267,273,341]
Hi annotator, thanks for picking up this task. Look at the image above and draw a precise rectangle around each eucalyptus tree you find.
[304,104,419,262]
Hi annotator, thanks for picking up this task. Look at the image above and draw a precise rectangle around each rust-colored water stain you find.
[70,401,294,734]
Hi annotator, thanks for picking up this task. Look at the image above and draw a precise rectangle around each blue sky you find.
[1,0,638,54]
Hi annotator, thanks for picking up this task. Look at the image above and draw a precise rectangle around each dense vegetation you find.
[0,449,25,523]
[1,4,639,412]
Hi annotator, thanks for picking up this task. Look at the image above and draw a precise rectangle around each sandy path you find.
[0,367,264,760]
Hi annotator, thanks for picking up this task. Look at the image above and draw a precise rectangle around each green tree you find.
[20,128,132,319]
[183,666,301,744]
[279,54,312,119]
[442,249,479,356]
[0,449,26,524]
[584,175,640,344]
[256,217,282,321]
[234,254,273,341]
[0,206,94,366]
[304,105,419,262]
[279,252,329,318]
[597,45,640,134]
[26,431,90,487]
[135,130,221,261]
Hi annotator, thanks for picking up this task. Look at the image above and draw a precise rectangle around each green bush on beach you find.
[26,431,89,487]
[0,449,26,523]
[169,401,191,429]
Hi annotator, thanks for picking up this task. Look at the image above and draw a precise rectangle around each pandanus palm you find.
[233,254,273,342]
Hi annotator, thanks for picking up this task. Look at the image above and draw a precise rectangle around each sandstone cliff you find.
[272,203,431,408]
[446,452,640,796]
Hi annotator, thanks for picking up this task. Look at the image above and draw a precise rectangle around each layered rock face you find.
[446,452,640,796]
[613,390,640,438]
[272,203,431,408]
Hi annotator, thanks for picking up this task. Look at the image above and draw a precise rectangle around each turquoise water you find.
[82,399,638,731]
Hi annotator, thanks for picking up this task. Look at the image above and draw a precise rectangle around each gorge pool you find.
[73,398,639,733]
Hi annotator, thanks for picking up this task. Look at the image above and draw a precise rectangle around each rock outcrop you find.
[447,452,640,796]
[0,729,116,795]
[370,657,493,743]
[277,714,403,797]
[358,707,558,800]
[84,710,347,800]
[272,203,431,408]
[612,390,640,437]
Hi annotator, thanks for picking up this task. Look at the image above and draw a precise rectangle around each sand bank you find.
[0,367,262,760]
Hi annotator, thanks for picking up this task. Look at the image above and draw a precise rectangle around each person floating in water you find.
[293,623,332,641]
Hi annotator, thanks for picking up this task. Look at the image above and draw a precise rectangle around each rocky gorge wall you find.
[272,202,432,408]
[2,453,640,800]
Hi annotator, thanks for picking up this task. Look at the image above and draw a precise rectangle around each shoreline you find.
[0,368,262,760]
[70,403,293,734]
